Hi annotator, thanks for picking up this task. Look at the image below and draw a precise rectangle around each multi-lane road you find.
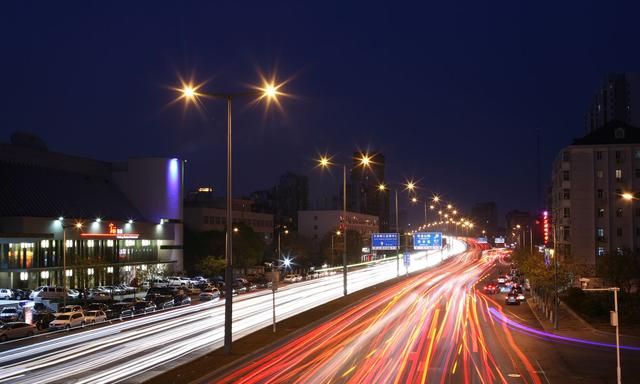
[0,240,466,384]
[212,244,640,384]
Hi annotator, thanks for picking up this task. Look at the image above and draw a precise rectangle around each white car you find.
[49,312,85,330]
[54,305,83,317]
[283,274,298,283]
[83,310,107,324]
[167,277,191,287]
[199,288,220,301]
[0,288,13,300]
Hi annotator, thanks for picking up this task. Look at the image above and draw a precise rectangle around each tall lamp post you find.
[178,78,283,355]
[377,180,417,277]
[317,153,373,295]
[55,217,83,308]
[583,287,622,384]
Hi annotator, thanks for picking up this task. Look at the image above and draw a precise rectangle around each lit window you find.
[125,240,135,247]
[597,228,604,237]
[87,240,94,248]
[40,271,50,279]
[596,247,605,256]
[40,240,49,248]
[141,239,151,246]
[20,272,28,281]
[107,240,114,247]
[66,240,73,248]
[616,169,622,180]
[87,268,94,275]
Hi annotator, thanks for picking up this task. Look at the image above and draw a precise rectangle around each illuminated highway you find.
[0,240,466,384]
[215,244,544,384]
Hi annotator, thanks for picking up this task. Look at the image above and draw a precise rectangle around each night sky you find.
[2,1,640,226]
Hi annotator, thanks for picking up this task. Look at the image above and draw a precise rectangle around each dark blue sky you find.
[2,1,639,225]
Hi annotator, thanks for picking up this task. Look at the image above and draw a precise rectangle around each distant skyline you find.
[2,1,640,227]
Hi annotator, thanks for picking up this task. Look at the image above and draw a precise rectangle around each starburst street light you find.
[175,72,288,356]
[314,152,372,296]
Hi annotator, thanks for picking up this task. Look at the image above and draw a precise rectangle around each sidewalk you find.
[527,295,640,346]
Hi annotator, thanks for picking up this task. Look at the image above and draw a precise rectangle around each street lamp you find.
[583,287,622,384]
[316,152,372,296]
[55,218,83,308]
[378,179,416,277]
[178,75,284,355]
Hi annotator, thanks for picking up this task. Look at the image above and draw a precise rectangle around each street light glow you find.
[411,197,418,203]
[405,180,416,191]
[317,155,333,169]
[622,192,634,201]
[378,183,387,191]
[432,195,440,203]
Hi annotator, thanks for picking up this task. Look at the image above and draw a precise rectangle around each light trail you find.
[214,243,544,384]
[0,240,466,383]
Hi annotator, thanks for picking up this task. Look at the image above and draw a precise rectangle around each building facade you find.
[184,192,274,242]
[0,133,184,289]
[550,121,640,273]
[298,210,379,241]
[585,73,640,133]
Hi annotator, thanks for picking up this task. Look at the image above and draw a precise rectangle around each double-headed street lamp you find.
[55,217,83,308]
[378,180,417,277]
[316,153,372,296]
[178,76,284,355]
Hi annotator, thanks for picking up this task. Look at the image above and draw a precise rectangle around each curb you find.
[526,298,555,333]
[559,300,596,331]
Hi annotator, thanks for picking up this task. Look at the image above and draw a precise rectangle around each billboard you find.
[413,232,443,250]
[371,233,399,250]
[495,237,505,244]
[477,237,488,244]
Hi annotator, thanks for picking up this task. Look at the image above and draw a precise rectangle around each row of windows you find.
[596,227,640,238]
[596,207,640,217]
[593,150,640,161]
[203,215,273,228]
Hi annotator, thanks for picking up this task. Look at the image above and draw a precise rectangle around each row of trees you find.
[183,225,366,277]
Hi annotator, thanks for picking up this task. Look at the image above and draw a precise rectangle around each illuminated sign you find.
[542,211,550,245]
[495,237,505,244]
[413,232,443,250]
[372,233,399,250]
[80,223,140,239]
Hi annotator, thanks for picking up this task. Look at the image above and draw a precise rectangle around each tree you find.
[195,256,227,279]
[597,249,639,294]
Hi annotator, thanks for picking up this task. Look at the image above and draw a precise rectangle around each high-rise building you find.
[550,120,640,274]
[585,73,640,133]
[275,172,309,229]
[471,202,498,235]
[349,151,390,231]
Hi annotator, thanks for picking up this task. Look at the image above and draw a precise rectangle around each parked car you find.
[0,289,13,300]
[66,289,81,300]
[83,310,107,324]
[34,312,56,331]
[173,294,192,306]
[231,281,247,294]
[49,312,85,330]
[87,290,112,301]
[31,302,50,315]
[284,274,298,283]
[133,301,156,315]
[110,303,134,319]
[0,307,20,322]
[54,305,83,316]
[85,303,110,312]
[167,277,190,287]
[145,287,177,300]
[0,322,35,341]
[118,284,136,294]
[148,279,169,288]
[11,289,31,300]
[199,287,220,301]
[153,295,174,310]
[31,286,67,300]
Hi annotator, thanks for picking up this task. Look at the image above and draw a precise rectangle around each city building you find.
[0,133,184,289]
[274,172,309,229]
[585,73,640,133]
[184,192,274,242]
[471,202,498,235]
[550,120,640,274]
[298,210,379,241]
[505,210,534,247]
[349,151,390,231]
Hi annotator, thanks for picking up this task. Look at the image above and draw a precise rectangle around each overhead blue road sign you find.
[371,233,399,250]
[413,232,443,250]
